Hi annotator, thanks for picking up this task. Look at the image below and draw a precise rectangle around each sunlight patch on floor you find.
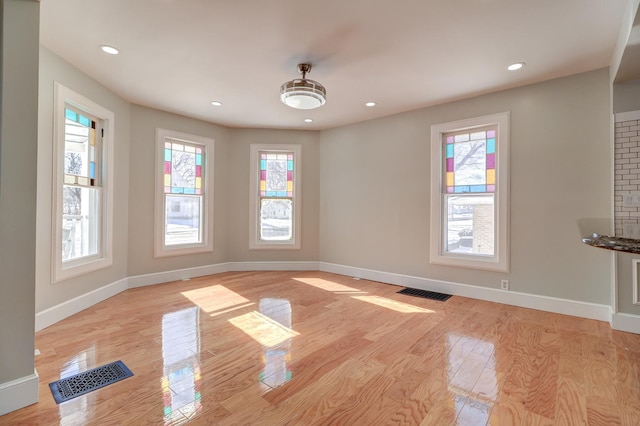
[351,295,435,313]
[181,285,250,313]
[229,311,300,347]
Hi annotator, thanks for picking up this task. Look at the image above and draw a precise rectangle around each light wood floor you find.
[2,271,640,425]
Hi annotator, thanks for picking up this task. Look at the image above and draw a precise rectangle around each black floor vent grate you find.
[49,360,134,404]
[397,287,452,301]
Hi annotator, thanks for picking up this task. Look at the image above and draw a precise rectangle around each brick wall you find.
[615,113,640,237]
[472,203,494,255]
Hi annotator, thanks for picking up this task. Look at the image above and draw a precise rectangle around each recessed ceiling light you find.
[507,62,525,71]
[304,118,313,123]
[99,45,119,55]
[211,101,223,106]
[365,102,376,107]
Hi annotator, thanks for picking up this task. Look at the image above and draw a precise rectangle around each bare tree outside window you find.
[266,159,287,191]
[172,152,195,188]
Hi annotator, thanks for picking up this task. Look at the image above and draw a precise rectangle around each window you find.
[430,112,509,272]
[52,83,114,282]
[155,129,214,257]
[249,144,301,249]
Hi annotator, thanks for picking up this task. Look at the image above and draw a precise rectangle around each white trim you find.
[318,262,610,322]
[614,110,640,123]
[35,278,128,331]
[127,263,232,288]
[154,128,215,258]
[633,259,640,305]
[611,312,640,334]
[249,144,302,250]
[0,371,39,416]
[52,82,115,283]
[228,261,319,271]
[430,112,510,272]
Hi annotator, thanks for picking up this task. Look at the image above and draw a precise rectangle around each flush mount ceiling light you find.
[507,62,525,71]
[280,63,326,110]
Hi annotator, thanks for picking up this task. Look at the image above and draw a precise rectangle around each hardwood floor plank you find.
[1,271,638,425]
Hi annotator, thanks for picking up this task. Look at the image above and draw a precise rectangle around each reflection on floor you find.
[2,271,639,425]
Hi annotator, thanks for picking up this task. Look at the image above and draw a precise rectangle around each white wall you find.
[0,0,39,414]
[35,46,131,312]
[127,105,231,276]
[320,68,613,304]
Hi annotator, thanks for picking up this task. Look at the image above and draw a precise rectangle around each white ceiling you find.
[40,0,631,130]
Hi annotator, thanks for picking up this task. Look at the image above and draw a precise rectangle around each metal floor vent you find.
[397,287,452,301]
[49,360,134,404]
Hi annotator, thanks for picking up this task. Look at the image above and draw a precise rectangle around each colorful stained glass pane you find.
[486,153,495,169]
[446,158,454,172]
[164,140,205,195]
[446,172,454,186]
[64,106,102,187]
[486,138,496,154]
[260,151,294,198]
[65,109,77,121]
[486,169,496,185]
[446,144,454,158]
[444,128,497,194]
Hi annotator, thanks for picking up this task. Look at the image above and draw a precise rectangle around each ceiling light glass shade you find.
[280,78,326,109]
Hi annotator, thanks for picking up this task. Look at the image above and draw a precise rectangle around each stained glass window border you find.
[444,126,496,195]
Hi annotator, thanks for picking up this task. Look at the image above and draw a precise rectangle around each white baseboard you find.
[611,312,640,333]
[35,278,128,332]
[319,262,611,322]
[127,263,233,288]
[0,370,39,416]
[228,261,319,271]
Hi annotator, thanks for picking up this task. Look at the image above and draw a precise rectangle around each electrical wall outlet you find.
[501,280,509,290]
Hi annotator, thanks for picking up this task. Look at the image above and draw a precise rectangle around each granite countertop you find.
[582,233,640,254]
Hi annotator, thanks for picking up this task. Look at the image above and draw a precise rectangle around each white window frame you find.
[52,82,115,283]
[249,144,302,250]
[430,112,510,272]
[155,128,214,257]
